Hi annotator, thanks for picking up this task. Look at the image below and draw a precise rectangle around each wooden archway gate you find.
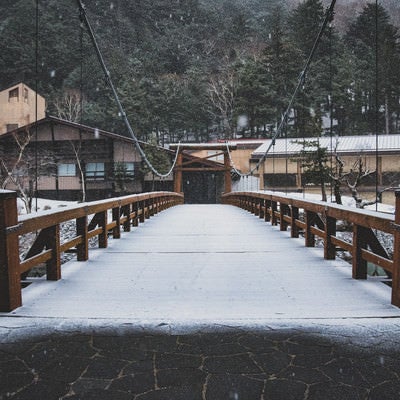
[169,143,237,194]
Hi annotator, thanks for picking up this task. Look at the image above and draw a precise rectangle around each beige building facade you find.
[0,83,46,135]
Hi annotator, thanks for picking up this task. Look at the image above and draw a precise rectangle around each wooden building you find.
[0,116,145,201]
[250,135,400,192]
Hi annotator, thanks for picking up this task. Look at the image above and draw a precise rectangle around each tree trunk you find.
[321,181,327,202]
[333,180,342,204]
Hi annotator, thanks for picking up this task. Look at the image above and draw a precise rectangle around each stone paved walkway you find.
[2,326,400,399]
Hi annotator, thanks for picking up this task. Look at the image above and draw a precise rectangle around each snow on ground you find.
[18,197,78,215]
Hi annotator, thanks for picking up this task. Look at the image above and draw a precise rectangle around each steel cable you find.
[77,0,180,178]
[226,0,337,178]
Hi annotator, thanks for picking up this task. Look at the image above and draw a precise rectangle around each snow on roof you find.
[252,134,400,157]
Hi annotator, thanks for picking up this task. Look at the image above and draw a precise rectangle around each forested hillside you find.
[1,0,399,142]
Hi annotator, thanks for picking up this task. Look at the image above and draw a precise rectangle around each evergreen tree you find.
[294,140,331,201]
[345,3,400,134]
[287,0,337,137]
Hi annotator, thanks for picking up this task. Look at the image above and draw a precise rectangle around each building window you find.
[9,88,19,101]
[58,163,76,177]
[23,88,29,103]
[86,162,105,179]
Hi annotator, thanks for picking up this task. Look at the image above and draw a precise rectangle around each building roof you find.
[0,115,150,146]
[252,134,400,158]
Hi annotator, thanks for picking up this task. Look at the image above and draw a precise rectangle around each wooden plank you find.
[330,236,353,253]
[60,236,83,253]
[310,226,325,238]
[19,250,53,274]
[88,227,103,239]
[361,249,393,273]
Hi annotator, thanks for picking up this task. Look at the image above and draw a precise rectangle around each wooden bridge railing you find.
[0,191,184,312]
[222,190,400,308]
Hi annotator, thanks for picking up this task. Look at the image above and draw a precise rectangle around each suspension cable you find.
[34,0,39,211]
[226,0,337,178]
[375,0,379,210]
[77,0,180,178]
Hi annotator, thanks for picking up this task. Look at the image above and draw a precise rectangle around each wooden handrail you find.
[222,190,400,308]
[0,191,184,311]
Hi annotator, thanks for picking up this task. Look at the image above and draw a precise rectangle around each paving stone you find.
[264,378,307,400]
[0,371,34,397]
[40,356,90,382]
[66,388,133,400]
[350,358,398,387]
[157,368,206,390]
[92,336,148,360]
[251,349,293,374]
[292,352,335,368]
[203,353,262,374]
[70,377,112,393]
[237,334,277,353]
[137,387,203,400]
[318,357,370,387]
[83,356,128,379]
[155,353,202,369]
[177,333,242,354]
[6,379,69,400]
[369,380,400,400]
[108,371,154,394]
[308,382,369,399]
[122,359,154,374]
[277,365,330,384]
[205,373,264,399]
[281,339,334,356]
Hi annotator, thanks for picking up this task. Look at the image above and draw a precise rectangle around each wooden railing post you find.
[264,199,271,222]
[324,215,336,260]
[353,224,368,279]
[140,200,146,223]
[305,210,316,247]
[45,225,61,281]
[122,204,131,232]
[112,206,121,239]
[392,191,400,306]
[132,201,139,226]
[259,199,265,219]
[0,190,22,311]
[76,216,88,261]
[291,205,299,238]
[98,211,108,248]
[271,201,278,226]
[280,203,289,231]
[254,198,260,217]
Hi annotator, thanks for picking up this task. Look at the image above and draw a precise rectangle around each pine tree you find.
[345,3,400,134]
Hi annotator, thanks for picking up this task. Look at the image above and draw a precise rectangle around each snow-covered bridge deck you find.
[6,204,400,324]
